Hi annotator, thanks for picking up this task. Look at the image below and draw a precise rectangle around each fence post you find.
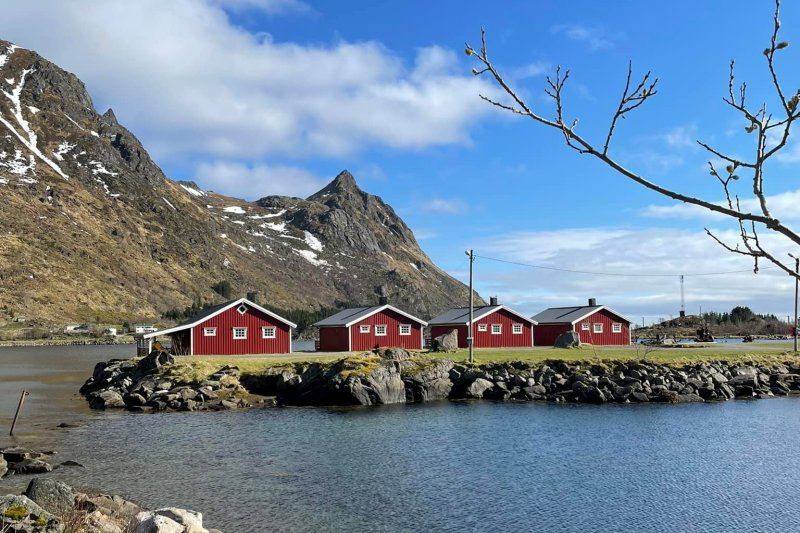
[9,390,29,436]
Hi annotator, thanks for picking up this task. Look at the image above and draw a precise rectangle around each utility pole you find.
[679,275,686,317]
[465,249,475,365]
[794,256,799,352]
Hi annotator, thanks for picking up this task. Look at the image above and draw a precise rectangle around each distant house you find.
[428,298,536,348]
[64,324,91,334]
[103,327,118,337]
[531,298,632,346]
[314,300,426,352]
[135,297,296,356]
[133,324,158,334]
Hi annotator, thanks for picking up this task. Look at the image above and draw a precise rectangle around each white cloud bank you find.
[0,0,501,196]
[194,161,326,198]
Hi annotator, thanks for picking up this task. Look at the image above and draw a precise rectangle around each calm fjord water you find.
[3,346,800,532]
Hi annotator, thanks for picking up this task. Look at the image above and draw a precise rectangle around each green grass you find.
[170,343,800,382]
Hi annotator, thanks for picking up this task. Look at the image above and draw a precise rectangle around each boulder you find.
[11,458,53,475]
[466,378,494,399]
[25,477,76,516]
[0,494,60,533]
[0,455,6,478]
[90,390,125,409]
[131,507,207,533]
[85,510,124,533]
[381,348,413,361]
[136,350,175,376]
[431,329,459,353]
[402,359,454,402]
[553,331,580,348]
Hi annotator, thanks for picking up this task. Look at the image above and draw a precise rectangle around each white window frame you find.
[399,324,411,336]
[612,323,622,333]
[491,324,502,335]
[581,323,590,331]
[593,323,603,334]
[512,323,523,335]
[233,327,248,340]
[262,326,276,339]
[375,324,387,337]
[477,324,488,332]
[237,304,247,315]
[359,325,370,334]
[203,327,216,337]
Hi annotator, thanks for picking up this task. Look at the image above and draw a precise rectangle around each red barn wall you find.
[431,310,533,349]
[533,324,573,347]
[318,327,350,352]
[350,309,423,351]
[574,309,630,345]
[191,305,291,355]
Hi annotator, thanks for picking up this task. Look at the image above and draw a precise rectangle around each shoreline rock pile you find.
[0,478,220,532]
[79,351,257,412]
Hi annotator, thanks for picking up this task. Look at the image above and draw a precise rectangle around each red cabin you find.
[428,300,536,348]
[532,298,631,346]
[136,297,296,355]
[314,303,426,352]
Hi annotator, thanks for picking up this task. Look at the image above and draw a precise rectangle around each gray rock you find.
[136,350,175,375]
[466,378,494,399]
[11,458,53,475]
[553,331,580,348]
[25,477,76,516]
[0,494,60,532]
[90,390,125,409]
[0,455,6,478]
[381,348,413,361]
[431,329,459,353]
[131,507,207,533]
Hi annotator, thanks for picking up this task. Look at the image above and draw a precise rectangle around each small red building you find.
[314,303,427,352]
[428,300,536,348]
[531,298,631,346]
[136,297,296,355]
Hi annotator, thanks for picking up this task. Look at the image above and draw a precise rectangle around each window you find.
[233,327,247,339]
[237,304,247,315]
[399,324,411,336]
[491,324,502,335]
[375,325,387,336]
[593,323,603,334]
[359,325,370,334]
[512,323,523,335]
[262,326,276,339]
[477,324,488,332]
[203,327,216,337]
[581,323,590,331]
[612,323,622,333]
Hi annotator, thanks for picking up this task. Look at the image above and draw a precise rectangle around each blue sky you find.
[3,0,800,322]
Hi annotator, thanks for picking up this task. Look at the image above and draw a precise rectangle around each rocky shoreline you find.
[81,349,800,409]
[1,448,219,532]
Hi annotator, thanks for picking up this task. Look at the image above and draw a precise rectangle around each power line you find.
[474,254,778,278]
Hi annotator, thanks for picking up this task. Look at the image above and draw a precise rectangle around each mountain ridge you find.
[0,39,480,324]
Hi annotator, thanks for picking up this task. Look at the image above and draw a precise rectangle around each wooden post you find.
[10,390,29,436]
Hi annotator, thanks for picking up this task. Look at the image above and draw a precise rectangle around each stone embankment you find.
[0,476,219,532]
[79,351,264,411]
[81,348,800,409]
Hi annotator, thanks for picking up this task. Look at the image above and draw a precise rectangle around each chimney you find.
[588,298,597,307]
[246,291,258,304]
[490,296,499,306]
[378,296,388,305]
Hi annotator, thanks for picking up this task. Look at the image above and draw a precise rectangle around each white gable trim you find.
[566,306,631,325]
[142,297,297,339]
[343,304,427,327]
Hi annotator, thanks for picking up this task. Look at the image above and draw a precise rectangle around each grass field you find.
[172,342,800,381]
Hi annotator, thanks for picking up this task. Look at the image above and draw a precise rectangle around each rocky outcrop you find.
[1,448,55,477]
[80,351,259,412]
[1,478,217,532]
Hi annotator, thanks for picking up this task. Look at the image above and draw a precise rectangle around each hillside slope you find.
[0,40,478,323]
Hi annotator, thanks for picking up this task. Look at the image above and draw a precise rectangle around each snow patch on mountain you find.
[223,206,246,214]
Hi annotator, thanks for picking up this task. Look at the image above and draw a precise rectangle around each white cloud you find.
[473,226,797,318]
[642,189,800,222]
[421,198,468,215]
[0,1,500,164]
[194,161,325,199]
[511,61,549,80]
[551,24,615,51]
[209,0,311,14]
[662,125,697,148]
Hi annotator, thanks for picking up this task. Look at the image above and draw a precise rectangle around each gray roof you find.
[314,306,376,327]
[314,304,427,327]
[531,305,629,324]
[429,305,534,325]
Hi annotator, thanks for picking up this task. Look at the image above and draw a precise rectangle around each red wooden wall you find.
[350,309,423,351]
[191,305,291,355]
[533,324,572,347]
[573,309,630,345]
[430,309,533,348]
[319,327,350,352]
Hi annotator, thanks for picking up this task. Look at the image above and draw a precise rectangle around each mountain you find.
[0,40,479,324]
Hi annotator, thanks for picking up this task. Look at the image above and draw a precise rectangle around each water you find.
[5,346,800,532]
